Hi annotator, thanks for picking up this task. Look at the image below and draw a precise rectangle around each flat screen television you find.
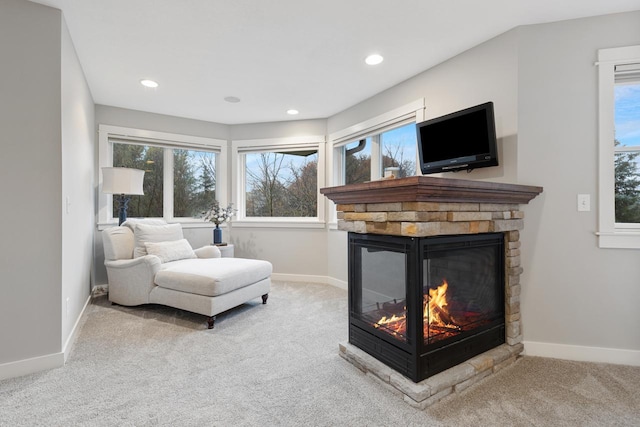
[416,102,498,175]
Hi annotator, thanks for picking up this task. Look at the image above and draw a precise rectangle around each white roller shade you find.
[615,63,640,83]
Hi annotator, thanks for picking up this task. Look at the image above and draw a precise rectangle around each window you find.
[98,125,227,227]
[327,100,424,225]
[173,148,217,218]
[245,150,318,217]
[614,75,640,224]
[342,123,417,185]
[232,136,326,226]
[597,46,640,248]
[112,142,164,218]
[380,123,417,179]
[345,138,371,185]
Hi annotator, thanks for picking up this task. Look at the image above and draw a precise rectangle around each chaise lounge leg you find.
[207,316,216,329]
[262,294,268,304]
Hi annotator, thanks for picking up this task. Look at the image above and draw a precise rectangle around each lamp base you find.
[114,194,131,226]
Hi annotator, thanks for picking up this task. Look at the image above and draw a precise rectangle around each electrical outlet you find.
[577,194,590,212]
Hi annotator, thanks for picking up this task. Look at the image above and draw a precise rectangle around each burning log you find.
[429,303,457,327]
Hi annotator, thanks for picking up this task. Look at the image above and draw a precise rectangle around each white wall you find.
[0,0,63,369]
[517,12,640,361]
[61,16,95,355]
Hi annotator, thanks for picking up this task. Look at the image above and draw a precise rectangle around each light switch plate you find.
[577,194,590,212]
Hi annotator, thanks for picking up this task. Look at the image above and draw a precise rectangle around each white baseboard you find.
[0,295,92,381]
[271,273,347,290]
[0,352,64,381]
[523,340,640,366]
[62,294,91,363]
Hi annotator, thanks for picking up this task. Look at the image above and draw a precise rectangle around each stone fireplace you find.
[320,176,542,408]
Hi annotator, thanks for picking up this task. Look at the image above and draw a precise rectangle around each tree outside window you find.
[614,81,640,224]
[381,123,417,178]
[345,139,371,185]
[343,123,417,185]
[113,143,164,218]
[245,150,318,217]
[174,149,217,217]
[113,143,218,219]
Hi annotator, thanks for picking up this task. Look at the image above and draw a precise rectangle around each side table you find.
[214,243,234,258]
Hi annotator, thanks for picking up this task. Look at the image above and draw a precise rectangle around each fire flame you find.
[373,279,460,338]
[425,279,458,328]
[375,314,406,329]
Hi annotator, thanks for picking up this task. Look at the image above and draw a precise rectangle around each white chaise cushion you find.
[154,258,273,297]
[133,223,184,258]
[145,239,196,263]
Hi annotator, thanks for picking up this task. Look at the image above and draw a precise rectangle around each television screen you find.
[417,102,498,175]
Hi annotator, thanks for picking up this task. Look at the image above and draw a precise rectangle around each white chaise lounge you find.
[102,220,272,328]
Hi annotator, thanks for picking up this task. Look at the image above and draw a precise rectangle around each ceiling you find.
[32,0,640,124]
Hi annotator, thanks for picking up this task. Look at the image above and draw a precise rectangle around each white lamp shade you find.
[102,167,145,195]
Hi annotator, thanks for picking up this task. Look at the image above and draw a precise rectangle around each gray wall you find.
[61,16,95,349]
[0,0,94,371]
[326,29,521,285]
[517,12,640,351]
[0,0,63,364]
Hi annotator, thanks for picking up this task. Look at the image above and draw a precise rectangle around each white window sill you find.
[97,219,223,231]
[597,231,640,249]
[232,219,326,229]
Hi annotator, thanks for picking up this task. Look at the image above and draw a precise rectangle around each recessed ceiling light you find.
[224,96,241,103]
[365,54,384,65]
[287,109,299,115]
[140,79,159,88]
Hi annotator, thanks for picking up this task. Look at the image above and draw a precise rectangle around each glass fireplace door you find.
[350,235,415,344]
[422,234,504,347]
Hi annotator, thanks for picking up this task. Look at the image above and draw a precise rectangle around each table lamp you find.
[102,167,145,225]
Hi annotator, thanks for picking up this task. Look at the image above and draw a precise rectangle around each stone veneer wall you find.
[335,200,527,408]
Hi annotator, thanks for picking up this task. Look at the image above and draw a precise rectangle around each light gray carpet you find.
[1,281,639,426]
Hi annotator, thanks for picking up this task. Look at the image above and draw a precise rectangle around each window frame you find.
[98,124,228,229]
[597,45,640,248]
[327,99,425,226]
[231,135,326,228]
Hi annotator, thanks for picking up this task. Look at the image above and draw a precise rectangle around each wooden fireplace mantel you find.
[320,176,543,205]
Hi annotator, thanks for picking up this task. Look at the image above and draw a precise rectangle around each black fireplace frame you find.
[348,232,506,382]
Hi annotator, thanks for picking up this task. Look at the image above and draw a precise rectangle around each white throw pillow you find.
[133,223,184,258]
[145,239,196,263]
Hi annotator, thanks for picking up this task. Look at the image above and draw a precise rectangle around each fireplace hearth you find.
[350,232,505,382]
